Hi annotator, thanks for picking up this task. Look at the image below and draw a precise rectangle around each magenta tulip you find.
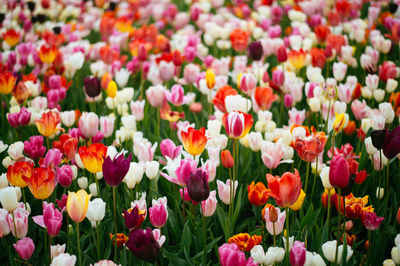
[329,156,350,189]
[13,237,35,260]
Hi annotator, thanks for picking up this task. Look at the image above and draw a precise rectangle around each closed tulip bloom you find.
[322,240,353,263]
[383,126,400,159]
[266,169,302,208]
[223,111,253,139]
[333,113,346,134]
[0,187,19,212]
[248,41,263,61]
[290,241,306,266]
[371,129,386,150]
[146,85,166,108]
[159,61,175,82]
[106,80,117,98]
[126,228,160,263]
[51,253,77,266]
[186,169,209,202]
[205,69,216,89]
[35,111,60,137]
[7,203,29,239]
[84,76,101,98]
[149,197,168,228]
[13,237,35,260]
[7,161,34,188]
[102,153,132,187]
[329,156,349,189]
[264,206,286,235]
[44,148,62,168]
[261,141,285,170]
[67,190,91,223]
[181,127,208,156]
[123,207,145,230]
[248,182,269,206]
[0,72,17,95]
[221,150,234,168]
[24,136,46,160]
[0,208,11,236]
[165,84,190,106]
[78,112,99,139]
[240,73,257,95]
[57,165,73,187]
[78,143,107,173]
[160,139,182,160]
[201,190,217,217]
[254,86,277,111]
[52,134,78,161]
[217,179,238,205]
[219,243,248,266]
[22,167,56,200]
[277,45,288,63]
[86,198,106,223]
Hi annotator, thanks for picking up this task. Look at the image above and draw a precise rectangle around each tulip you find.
[32,202,63,237]
[254,86,277,111]
[322,240,353,263]
[201,190,217,217]
[52,134,78,161]
[7,203,29,239]
[239,73,257,95]
[57,165,73,187]
[217,179,238,205]
[24,136,46,160]
[106,80,117,98]
[149,197,168,228]
[213,86,238,113]
[50,244,66,260]
[165,84,190,106]
[160,139,182,160]
[264,206,286,236]
[371,129,386,150]
[0,187,19,212]
[361,211,384,231]
[146,85,166,108]
[22,167,56,200]
[219,243,252,266]
[383,126,400,159]
[223,111,253,139]
[7,161,34,188]
[247,182,269,206]
[102,153,131,187]
[78,143,107,174]
[85,198,106,225]
[266,170,302,208]
[329,156,350,189]
[290,189,306,211]
[333,113,346,134]
[35,111,60,137]
[181,127,208,156]
[44,148,63,168]
[78,112,99,139]
[159,61,175,82]
[13,237,35,260]
[145,161,159,180]
[205,69,215,89]
[50,253,77,266]
[126,228,160,263]
[228,233,262,252]
[67,190,91,223]
[0,72,17,95]
[123,207,145,230]
[84,76,101,98]
[248,41,263,61]
[221,150,234,168]
[294,137,321,163]
[0,208,11,236]
[290,241,306,266]
[186,169,209,202]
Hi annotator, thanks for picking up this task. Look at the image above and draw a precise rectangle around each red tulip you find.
[329,156,349,189]
[266,169,302,208]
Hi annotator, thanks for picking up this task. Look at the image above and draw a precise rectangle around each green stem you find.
[182,195,186,224]
[12,211,18,240]
[285,207,290,264]
[157,108,160,139]
[304,162,310,194]
[334,188,342,265]
[273,222,276,247]
[96,222,100,260]
[113,187,118,262]
[202,214,207,260]
[22,188,27,210]
[324,100,332,133]
[46,137,50,150]
[311,155,318,199]
[49,236,52,264]
[228,168,232,233]
[76,222,82,266]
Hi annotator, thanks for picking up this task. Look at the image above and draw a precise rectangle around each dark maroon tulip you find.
[329,156,349,189]
[123,207,144,230]
[84,76,101,98]
[383,126,400,159]
[127,228,160,263]
[102,153,132,187]
[371,129,386,150]
[186,169,209,202]
[248,41,263,61]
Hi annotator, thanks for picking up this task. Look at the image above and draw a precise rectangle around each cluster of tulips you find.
[1,0,400,265]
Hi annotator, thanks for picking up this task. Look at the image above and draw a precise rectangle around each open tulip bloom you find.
[1,0,400,265]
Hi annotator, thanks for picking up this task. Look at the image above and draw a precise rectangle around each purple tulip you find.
[102,153,132,187]
[126,228,160,263]
[186,169,209,202]
[248,41,263,61]
[383,126,400,159]
[290,241,306,266]
[123,207,144,230]
[84,76,101,98]
[371,129,386,150]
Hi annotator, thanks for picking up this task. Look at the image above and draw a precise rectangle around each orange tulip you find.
[221,150,234,168]
[343,120,356,135]
[67,190,91,223]
[247,182,269,206]
[213,85,238,113]
[35,111,61,137]
[38,45,58,64]
[181,127,208,156]
[229,29,250,53]
[266,169,302,208]
[7,161,35,188]
[254,86,277,111]
[22,167,56,200]
[78,143,107,173]
[309,48,326,69]
[3,29,20,47]
[0,72,17,95]
[228,233,262,252]
[109,233,129,247]
[12,81,30,104]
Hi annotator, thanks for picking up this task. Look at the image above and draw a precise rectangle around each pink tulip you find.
[240,73,257,95]
[264,207,286,235]
[201,190,217,217]
[43,148,62,168]
[78,112,99,139]
[13,237,35,260]
[0,208,11,236]
[136,141,157,162]
[183,64,200,84]
[351,100,370,120]
[32,202,63,237]
[146,85,166,107]
[361,211,384,231]
[217,179,238,205]
[288,107,306,126]
[57,165,73,187]
[18,107,31,126]
[284,94,293,108]
[160,139,182,160]
[91,131,104,143]
[99,116,115,138]
[24,135,46,160]
[261,142,285,169]
[130,100,145,121]
[219,243,256,266]
[272,69,284,87]
[329,156,350,189]
[161,158,197,187]
[184,46,196,62]
[7,112,20,128]
[159,61,175,82]
[137,43,147,61]
[149,197,168,228]
[7,203,29,239]
[289,241,306,266]
[164,84,190,106]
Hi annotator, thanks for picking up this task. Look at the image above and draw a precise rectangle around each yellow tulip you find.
[289,189,306,211]
[237,73,243,89]
[106,80,117,98]
[67,190,91,223]
[205,69,215,89]
[333,113,346,134]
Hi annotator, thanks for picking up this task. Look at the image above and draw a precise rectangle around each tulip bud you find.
[269,205,278,223]
[221,150,234,168]
[89,183,98,197]
[329,156,349,189]
[126,228,160,263]
[248,41,263,61]
[86,198,106,223]
[145,161,159,180]
[77,177,88,190]
[376,187,384,199]
[386,79,398,93]
[371,129,386,150]
[186,169,209,202]
[277,45,287,62]
[13,237,35,260]
[0,187,19,212]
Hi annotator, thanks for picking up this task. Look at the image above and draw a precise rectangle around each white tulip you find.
[0,187,19,212]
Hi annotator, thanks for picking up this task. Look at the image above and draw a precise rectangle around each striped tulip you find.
[222,111,253,139]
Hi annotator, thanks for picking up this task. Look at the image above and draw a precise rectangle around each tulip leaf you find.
[163,250,188,266]
[181,221,192,260]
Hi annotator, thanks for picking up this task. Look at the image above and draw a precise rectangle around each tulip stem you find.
[273,222,276,247]
[22,188,27,210]
[113,187,118,262]
[12,210,18,240]
[228,167,232,234]
[202,214,207,261]
[304,162,310,194]
[334,188,342,265]
[94,173,99,196]
[46,137,50,150]
[285,207,289,264]
[76,222,82,266]
[49,236,52,264]
[157,108,160,139]
[324,100,331,133]
[66,215,69,253]
[311,156,318,199]
[182,196,186,224]
[96,222,100,260]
